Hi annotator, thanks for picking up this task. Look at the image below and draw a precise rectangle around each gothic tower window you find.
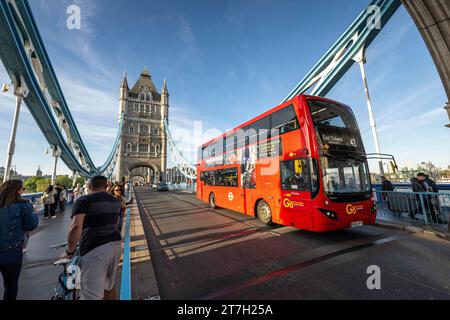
[126,143,132,153]
[139,144,149,153]
[155,144,160,156]
[146,93,151,101]
[129,126,135,134]
[145,105,150,113]
[139,124,148,134]
[134,103,138,111]
[140,92,145,100]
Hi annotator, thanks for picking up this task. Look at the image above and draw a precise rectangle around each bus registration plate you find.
[351,221,363,228]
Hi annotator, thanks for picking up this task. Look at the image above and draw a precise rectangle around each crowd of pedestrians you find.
[0,176,131,300]
[41,183,69,219]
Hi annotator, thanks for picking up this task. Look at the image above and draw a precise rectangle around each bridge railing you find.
[373,190,450,226]
[168,182,196,194]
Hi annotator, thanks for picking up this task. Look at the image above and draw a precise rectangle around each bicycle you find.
[50,242,80,300]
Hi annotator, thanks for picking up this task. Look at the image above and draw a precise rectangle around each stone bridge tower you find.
[114,67,169,182]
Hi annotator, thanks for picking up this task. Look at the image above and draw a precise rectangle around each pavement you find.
[133,187,450,300]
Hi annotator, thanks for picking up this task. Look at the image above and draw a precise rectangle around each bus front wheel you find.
[257,200,272,226]
[209,193,216,209]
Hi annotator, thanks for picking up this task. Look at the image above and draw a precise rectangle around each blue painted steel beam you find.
[283,0,402,101]
[16,0,96,170]
[0,0,91,176]
[0,0,124,177]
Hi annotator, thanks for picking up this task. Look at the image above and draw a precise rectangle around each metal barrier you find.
[168,182,196,193]
[374,190,450,226]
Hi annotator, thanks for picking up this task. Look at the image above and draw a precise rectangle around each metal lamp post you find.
[353,49,384,176]
[3,76,29,182]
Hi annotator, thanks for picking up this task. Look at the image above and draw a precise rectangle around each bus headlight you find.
[319,209,338,221]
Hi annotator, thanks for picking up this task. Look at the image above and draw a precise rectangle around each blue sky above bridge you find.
[0,0,448,176]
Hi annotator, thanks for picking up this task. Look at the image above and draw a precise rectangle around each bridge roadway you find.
[134,187,450,300]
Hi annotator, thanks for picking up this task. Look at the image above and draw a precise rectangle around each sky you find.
[0,0,448,177]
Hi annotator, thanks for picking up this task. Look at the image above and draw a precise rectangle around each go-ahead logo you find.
[283,198,304,209]
[346,204,364,215]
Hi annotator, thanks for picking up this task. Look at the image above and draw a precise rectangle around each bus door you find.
[280,158,315,228]
[240,145,258,215]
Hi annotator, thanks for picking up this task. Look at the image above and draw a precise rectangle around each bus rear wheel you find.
[257,200,272,226]
[209,193,216,209]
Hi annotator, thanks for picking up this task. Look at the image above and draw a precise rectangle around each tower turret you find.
[161,79,169,120]
[119,71,129,119]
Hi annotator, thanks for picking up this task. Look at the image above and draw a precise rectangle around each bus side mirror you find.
[294,160,303,174]
[390,161,398,174]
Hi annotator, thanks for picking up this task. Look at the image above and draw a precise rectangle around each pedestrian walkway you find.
[0,208,72,299]
[376,214,450,241]
[124,194,159,300]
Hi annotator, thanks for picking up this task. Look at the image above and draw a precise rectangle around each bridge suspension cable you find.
[164,120,197,180]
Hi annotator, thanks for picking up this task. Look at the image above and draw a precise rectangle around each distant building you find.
[417,161,436,171]
[36,166,42,177]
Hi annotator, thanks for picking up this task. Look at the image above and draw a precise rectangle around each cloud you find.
[177,14,202,60]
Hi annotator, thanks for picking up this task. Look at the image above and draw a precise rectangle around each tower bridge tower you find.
[115,67,169,182]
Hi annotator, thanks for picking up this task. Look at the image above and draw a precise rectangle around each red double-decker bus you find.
[196,95,375,232]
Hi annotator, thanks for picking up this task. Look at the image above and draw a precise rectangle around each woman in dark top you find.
[0,180,39,300]
[110,183,127,232]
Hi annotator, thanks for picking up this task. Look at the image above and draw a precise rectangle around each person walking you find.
[54,183,62,214]
[59,185,67,213]
[0,180,39,300]
[63,176,122,300]
[424,174,438,193]
[73,183,83,202]
[410,177,426,220]
[381,176,394,210]
[83,181,92,196]
[42,185,57,219]
[110,184,131,233]
[420,173,441,223]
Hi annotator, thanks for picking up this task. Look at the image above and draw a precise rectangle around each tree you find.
[24,177,40,193]
[36,178,51,192]
[56,175,72,188]
[74,176,86,187]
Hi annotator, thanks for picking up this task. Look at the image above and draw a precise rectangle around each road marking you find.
[200,235,404,300]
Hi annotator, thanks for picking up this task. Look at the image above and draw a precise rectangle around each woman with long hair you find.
[110,183,128,232]
[0,180,39,300]
[41,185,56,219]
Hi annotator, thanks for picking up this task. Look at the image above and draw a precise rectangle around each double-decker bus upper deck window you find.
[271,105,299,135]
[308,100,358,131]
[253,116,271,141]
